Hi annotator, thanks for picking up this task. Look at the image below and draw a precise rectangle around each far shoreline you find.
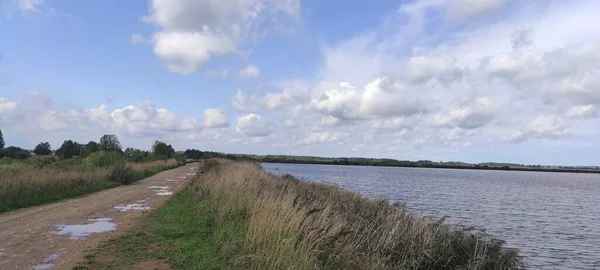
[261,160,600,175]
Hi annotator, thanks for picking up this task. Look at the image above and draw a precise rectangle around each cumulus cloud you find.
[283,119,298,128]
[236,113,272,137]
[0,97,18,113]
[263,86,309,110]
[203,108,228,128]
[140,0,300,74]
[511,29,533,50]
[433,97,495,130]
[0,93,234,148]
[302,132,350,145]
[403,55,462,85]
[236,65,260,79]
[231,89,259,112]
[152,31,236,74]
[254,0,600,158]
[507,115,570,143]
[311,77,434,121]
[567,105,598,120]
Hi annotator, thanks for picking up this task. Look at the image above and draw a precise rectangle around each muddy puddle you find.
[32,254,59,270]
[55,218,116,240]
[148,186,172,196]
[114,203,151,212]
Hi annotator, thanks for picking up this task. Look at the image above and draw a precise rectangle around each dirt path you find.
[0,162,199,270]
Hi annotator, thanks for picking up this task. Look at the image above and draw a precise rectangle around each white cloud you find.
[263,85,308,110]
[237,65,260,79]
[236,113,272,137]
[141,0,300,74]
[18,0,44,13]
[511,29,533,50]
[283,119,297,128]
[0,94,236,149]
[0,97,18,113]
[403,55,462,85]
[433,97,495,130]
[302,132,350,145]
[203,108,228,128]
[507,115,570,143]
[567,105,598,120]
[446,0,506,19]
[311,77,434,121]
[152,31,236,75]
[231,89,259,112]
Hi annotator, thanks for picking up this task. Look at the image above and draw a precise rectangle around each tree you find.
[152,141,174,159]
[0,129,4,150]
[2,146,30,159]
[33,142,52,156]
[99,134,122,152]
[56,140,81,159]
[125,147,149,162]
[82,141,99,157]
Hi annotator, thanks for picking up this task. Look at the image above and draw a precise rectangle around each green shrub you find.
[86,151,125,168]
[174,153,186,166]
[109,163,136,185]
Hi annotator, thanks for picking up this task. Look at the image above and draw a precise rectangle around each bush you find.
[2,146,31,159]
[174,153,186,166]
[86,151,125,168]
[109,163,136,185]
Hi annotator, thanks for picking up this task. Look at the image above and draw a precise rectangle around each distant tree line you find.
[183,149,238,160]
[0,129,182,163]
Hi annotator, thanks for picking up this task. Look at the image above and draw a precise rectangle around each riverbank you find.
[0,158,184,213]
[260,159,600,174]
[79,159,524,269]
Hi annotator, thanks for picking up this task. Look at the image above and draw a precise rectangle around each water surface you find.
[263,163,600,269]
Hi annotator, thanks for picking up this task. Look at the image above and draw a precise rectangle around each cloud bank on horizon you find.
[1,0,600,165]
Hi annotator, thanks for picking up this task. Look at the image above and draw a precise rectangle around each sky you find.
[1,0,600,166]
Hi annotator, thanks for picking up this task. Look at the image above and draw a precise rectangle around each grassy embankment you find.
[0,154,184,213]
[79,159,523,270]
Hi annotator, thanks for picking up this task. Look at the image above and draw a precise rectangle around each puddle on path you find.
[137,197,150,203]
[148,186,169,189]
[114,203,151,212]
[55,218,116,240]
[166,179,179,182]
[32,263,53,270]
[149,186,172,196]
[32,254,59,270]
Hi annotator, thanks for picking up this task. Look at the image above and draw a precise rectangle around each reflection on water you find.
[263,163,600,269]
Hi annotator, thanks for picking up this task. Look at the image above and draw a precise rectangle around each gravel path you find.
[0,163,199,269]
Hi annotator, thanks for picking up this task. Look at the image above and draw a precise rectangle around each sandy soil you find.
[0,162,199,270]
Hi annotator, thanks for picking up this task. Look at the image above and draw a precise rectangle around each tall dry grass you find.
[191,159,524,269]
[0,159,179,213]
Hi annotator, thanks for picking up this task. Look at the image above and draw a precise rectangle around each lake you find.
[262,163,600,269]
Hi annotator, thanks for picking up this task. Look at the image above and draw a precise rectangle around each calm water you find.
[262,163,600,269]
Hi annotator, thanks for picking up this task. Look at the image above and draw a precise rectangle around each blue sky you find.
[1,0,600,166]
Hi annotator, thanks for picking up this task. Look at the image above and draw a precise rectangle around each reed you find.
[186,159,523,269]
